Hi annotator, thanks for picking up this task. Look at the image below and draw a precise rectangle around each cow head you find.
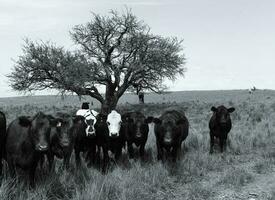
[72,115,87,137]
[84,111,98,137]
[211,105,235,125]
[153,117,184,145]
[132,114,151,139]
[51,114,73,148]
[76,110,98,137]
[107,110,122,138]
[30,112,51,152]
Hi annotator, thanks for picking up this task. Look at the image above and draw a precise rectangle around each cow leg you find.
[115,147,122,161]
[171,146,178,162]
[177,143,182,161]
[139,143,145,158]
[39,155,45,169]
[63,156,70,169]
[96,146,101,166]
[7,156,16,178]
[46,152,54,172]
[87,145,96,168]
[0,155,2,177]
[220,136,227,153]
[91,145,97,165]
[102,146,109,173]
[84,151,89,163]
[156,141,163,160]
[86,150,92,167]
[75,148,81,167]
[128,142,134,159]
[210,132,214,154]
[0,148,3,176]
[63,150,72,169]
[29,159,39,188]
[223,134,228,152]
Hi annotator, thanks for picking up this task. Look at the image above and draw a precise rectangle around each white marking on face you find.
[57,122,62,127]
[76,109,98,136]
[107,110,122,137]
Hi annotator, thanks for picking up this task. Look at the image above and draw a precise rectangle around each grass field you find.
[0,90,275,200]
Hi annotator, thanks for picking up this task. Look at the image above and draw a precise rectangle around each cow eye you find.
[107,122,110,126]
[119,121,122,125]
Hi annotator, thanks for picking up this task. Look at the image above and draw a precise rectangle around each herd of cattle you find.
[0,104,235,186]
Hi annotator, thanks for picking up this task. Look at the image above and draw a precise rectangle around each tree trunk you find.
[100,84,119,115]
[101,100,117,115]
[101,98,118,115]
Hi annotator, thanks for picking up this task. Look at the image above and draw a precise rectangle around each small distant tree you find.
[8,9,186,114]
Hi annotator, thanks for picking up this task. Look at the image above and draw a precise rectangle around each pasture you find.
[0,90,275,200]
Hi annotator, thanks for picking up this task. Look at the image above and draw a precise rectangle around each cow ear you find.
[153,118,162,124]
[19,116,32,127]
[73,116,82,124]
[228,107,235,113]
[211,106,217,112]
[56,120,62,128]
[52,119,63,128]
[145,116,154,123]
[47,115,57,126]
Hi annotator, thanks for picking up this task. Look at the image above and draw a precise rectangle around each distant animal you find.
[248,86,256,94]
[209,105,235,153]
[122,111,152,158]
[0,111,6,176]
[95,110,125,172]
[153,110,189,162]
[74,109,98,167]
[138,92,144,104]
[6,112,52,187]
[80,102,90,109]
[46,114,75,170]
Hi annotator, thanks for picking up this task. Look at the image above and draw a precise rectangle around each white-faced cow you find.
[95,110,125,172]
[209,105,235,153]
[154,110,189,162]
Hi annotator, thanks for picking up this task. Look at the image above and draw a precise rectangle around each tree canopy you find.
[8,9,186,114]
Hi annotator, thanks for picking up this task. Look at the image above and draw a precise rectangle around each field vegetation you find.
[0,90,275,200]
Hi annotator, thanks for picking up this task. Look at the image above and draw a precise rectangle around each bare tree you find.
[8,9,186,114]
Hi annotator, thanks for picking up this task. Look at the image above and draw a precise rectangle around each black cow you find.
[46,114,75,170]
[154,110,189,162]
[74,115,98,167]
[122,112,151,159]
[6,112,52,187]
[209,105,235,153]
[95,111,125,172]
[0,111,6,176]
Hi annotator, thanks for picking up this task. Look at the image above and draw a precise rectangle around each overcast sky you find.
[0,0,274,97]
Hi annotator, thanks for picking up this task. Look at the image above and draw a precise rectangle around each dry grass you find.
[0,90,275,199]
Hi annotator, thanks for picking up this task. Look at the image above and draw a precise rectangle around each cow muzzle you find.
[60,140,70,148]
[87,131,96,137]
[36,144,48,152]
[86,126,96,137]
[110,132,119,138]
[135,132,142,139]
[163,137,173,145]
